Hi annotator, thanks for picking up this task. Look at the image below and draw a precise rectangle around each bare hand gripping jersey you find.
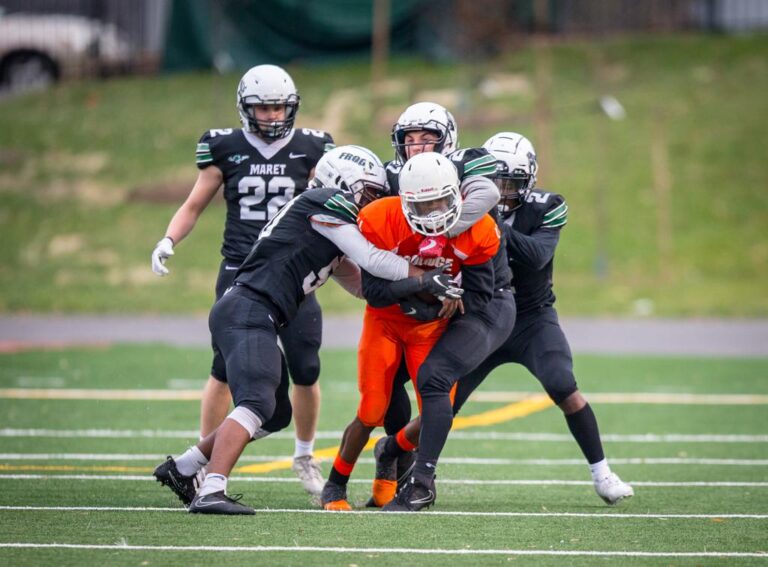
[196,127,334,262]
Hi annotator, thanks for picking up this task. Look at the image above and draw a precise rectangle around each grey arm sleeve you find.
[311,221,410,281]
[447,175,500,238]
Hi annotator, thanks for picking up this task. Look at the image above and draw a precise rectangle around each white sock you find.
[294,438,314,459]
[589,458,611,481]
[175,446,209,477]
[198,473,227,497]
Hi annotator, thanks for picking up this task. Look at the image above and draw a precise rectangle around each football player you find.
[150,65,334,496]
[378,101,506,479]
[153,145,435,514]
[374,132,634,506]
[320,152,512,511]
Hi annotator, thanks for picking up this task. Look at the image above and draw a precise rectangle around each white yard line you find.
[2,428,766,443]
[1,505,766,519]
[2,453,767,466]
[0,543,764,558]
[1,474,766,487]
[2,388,767,404]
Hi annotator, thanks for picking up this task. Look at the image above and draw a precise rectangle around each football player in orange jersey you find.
[320,152,510,511]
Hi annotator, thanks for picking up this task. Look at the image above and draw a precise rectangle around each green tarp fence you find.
[163,0,425,72]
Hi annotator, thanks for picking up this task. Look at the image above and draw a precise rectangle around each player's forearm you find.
[459,261,495,314]
[447,176,500,238]
[504,225,560,270]
[314,223,410,281]
[164,205,202,245]
[361,270,400,307]
[331,258,364,299]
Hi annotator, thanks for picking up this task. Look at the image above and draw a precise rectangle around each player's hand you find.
[418,235,448,259]
[151,237,175,276]
[419,267,463,299]
[438,297,464,319]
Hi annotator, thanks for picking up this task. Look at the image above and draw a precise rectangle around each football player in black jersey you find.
[153,146,442,514]
[375,132,634,506]
[150,65,334,496]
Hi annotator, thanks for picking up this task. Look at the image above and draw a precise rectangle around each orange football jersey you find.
[357,197,500,317]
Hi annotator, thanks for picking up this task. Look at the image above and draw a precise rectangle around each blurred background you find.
[1,0,766,317]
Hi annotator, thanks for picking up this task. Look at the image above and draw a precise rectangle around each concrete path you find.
[1,314,767,356]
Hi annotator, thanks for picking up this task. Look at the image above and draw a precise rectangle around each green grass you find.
[0,346,766,564]
[1,33,767,315]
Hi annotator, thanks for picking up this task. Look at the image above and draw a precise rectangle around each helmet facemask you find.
[401,183,462,236]
[239,95,300,140]
[493,164,533,215]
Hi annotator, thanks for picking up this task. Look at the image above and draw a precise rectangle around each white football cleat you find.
[594,472,634,505]
[292,455,324,497]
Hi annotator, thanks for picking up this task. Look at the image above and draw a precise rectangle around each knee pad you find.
[226,406,264,438]
[288,359,320,386]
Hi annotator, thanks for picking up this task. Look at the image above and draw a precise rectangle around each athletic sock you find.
[293,438,314,459]
[328,454,354,486]
[589,458,612,482]
[198,473,227,497]
[175,446,209,477]
[413,393,452,483]
[564,403,606,466]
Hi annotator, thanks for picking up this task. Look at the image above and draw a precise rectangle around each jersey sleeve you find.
[448,147,497,179]
[311,191,359,225]
[453,215,500,266]
[540,193,568,229]
[195,129,236,170]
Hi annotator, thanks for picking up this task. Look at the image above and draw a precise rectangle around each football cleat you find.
[396,451,416,490]
[188,490,255,515]
[320,480,352,511]
[153,456,197,506]
[365,437,398,507]
[594,472,634,505]
[291,455,324,497]
[382,475,436,512]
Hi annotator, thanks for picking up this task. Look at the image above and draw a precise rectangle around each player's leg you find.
[322,310,400,510]
[199,260,238,437]
[520,308,633,505]
[280,292,324,495]
[190,289,284,514]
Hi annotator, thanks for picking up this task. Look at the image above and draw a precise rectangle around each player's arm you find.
[458,260,495,314]
[447,175,500,238]
[310,221,421,280]
[151,165,223,276]
[361,267,463,308]
[503,197,567,270]
[330,257,363,299]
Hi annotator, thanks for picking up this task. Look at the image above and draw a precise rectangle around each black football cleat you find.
[153,456,197,506]
[382,475,436,512]
[188,491,255,515]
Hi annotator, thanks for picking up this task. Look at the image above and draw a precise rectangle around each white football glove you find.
[151,237,175,276]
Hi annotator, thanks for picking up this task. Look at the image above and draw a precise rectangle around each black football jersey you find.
[502,189,568,313]
[384,147,497,196]
[196,127,334,262]
[233,187,358,324]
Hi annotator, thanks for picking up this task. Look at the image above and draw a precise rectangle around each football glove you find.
[151,236,175,276]
[419,267,463,300]
[418,235,448,259]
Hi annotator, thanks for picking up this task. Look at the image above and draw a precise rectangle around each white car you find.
[0,12,133,93]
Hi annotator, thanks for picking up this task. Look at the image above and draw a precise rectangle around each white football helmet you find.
[310,145,387,207]
[398,152,462,236]
[236,64,300,139]
[391,102,458,163]
[482,132,538,215]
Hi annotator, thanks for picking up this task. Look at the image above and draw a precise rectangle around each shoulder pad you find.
[447,147,496,178]
[525,190,568,228]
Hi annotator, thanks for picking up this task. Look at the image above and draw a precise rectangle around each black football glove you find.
[418,267,464,300]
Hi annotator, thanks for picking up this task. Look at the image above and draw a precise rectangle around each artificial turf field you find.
[0,345,766,565]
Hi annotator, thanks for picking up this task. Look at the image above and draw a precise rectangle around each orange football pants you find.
[356,306,454,427]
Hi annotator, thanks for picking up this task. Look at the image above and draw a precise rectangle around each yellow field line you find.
[236,395,553,474]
